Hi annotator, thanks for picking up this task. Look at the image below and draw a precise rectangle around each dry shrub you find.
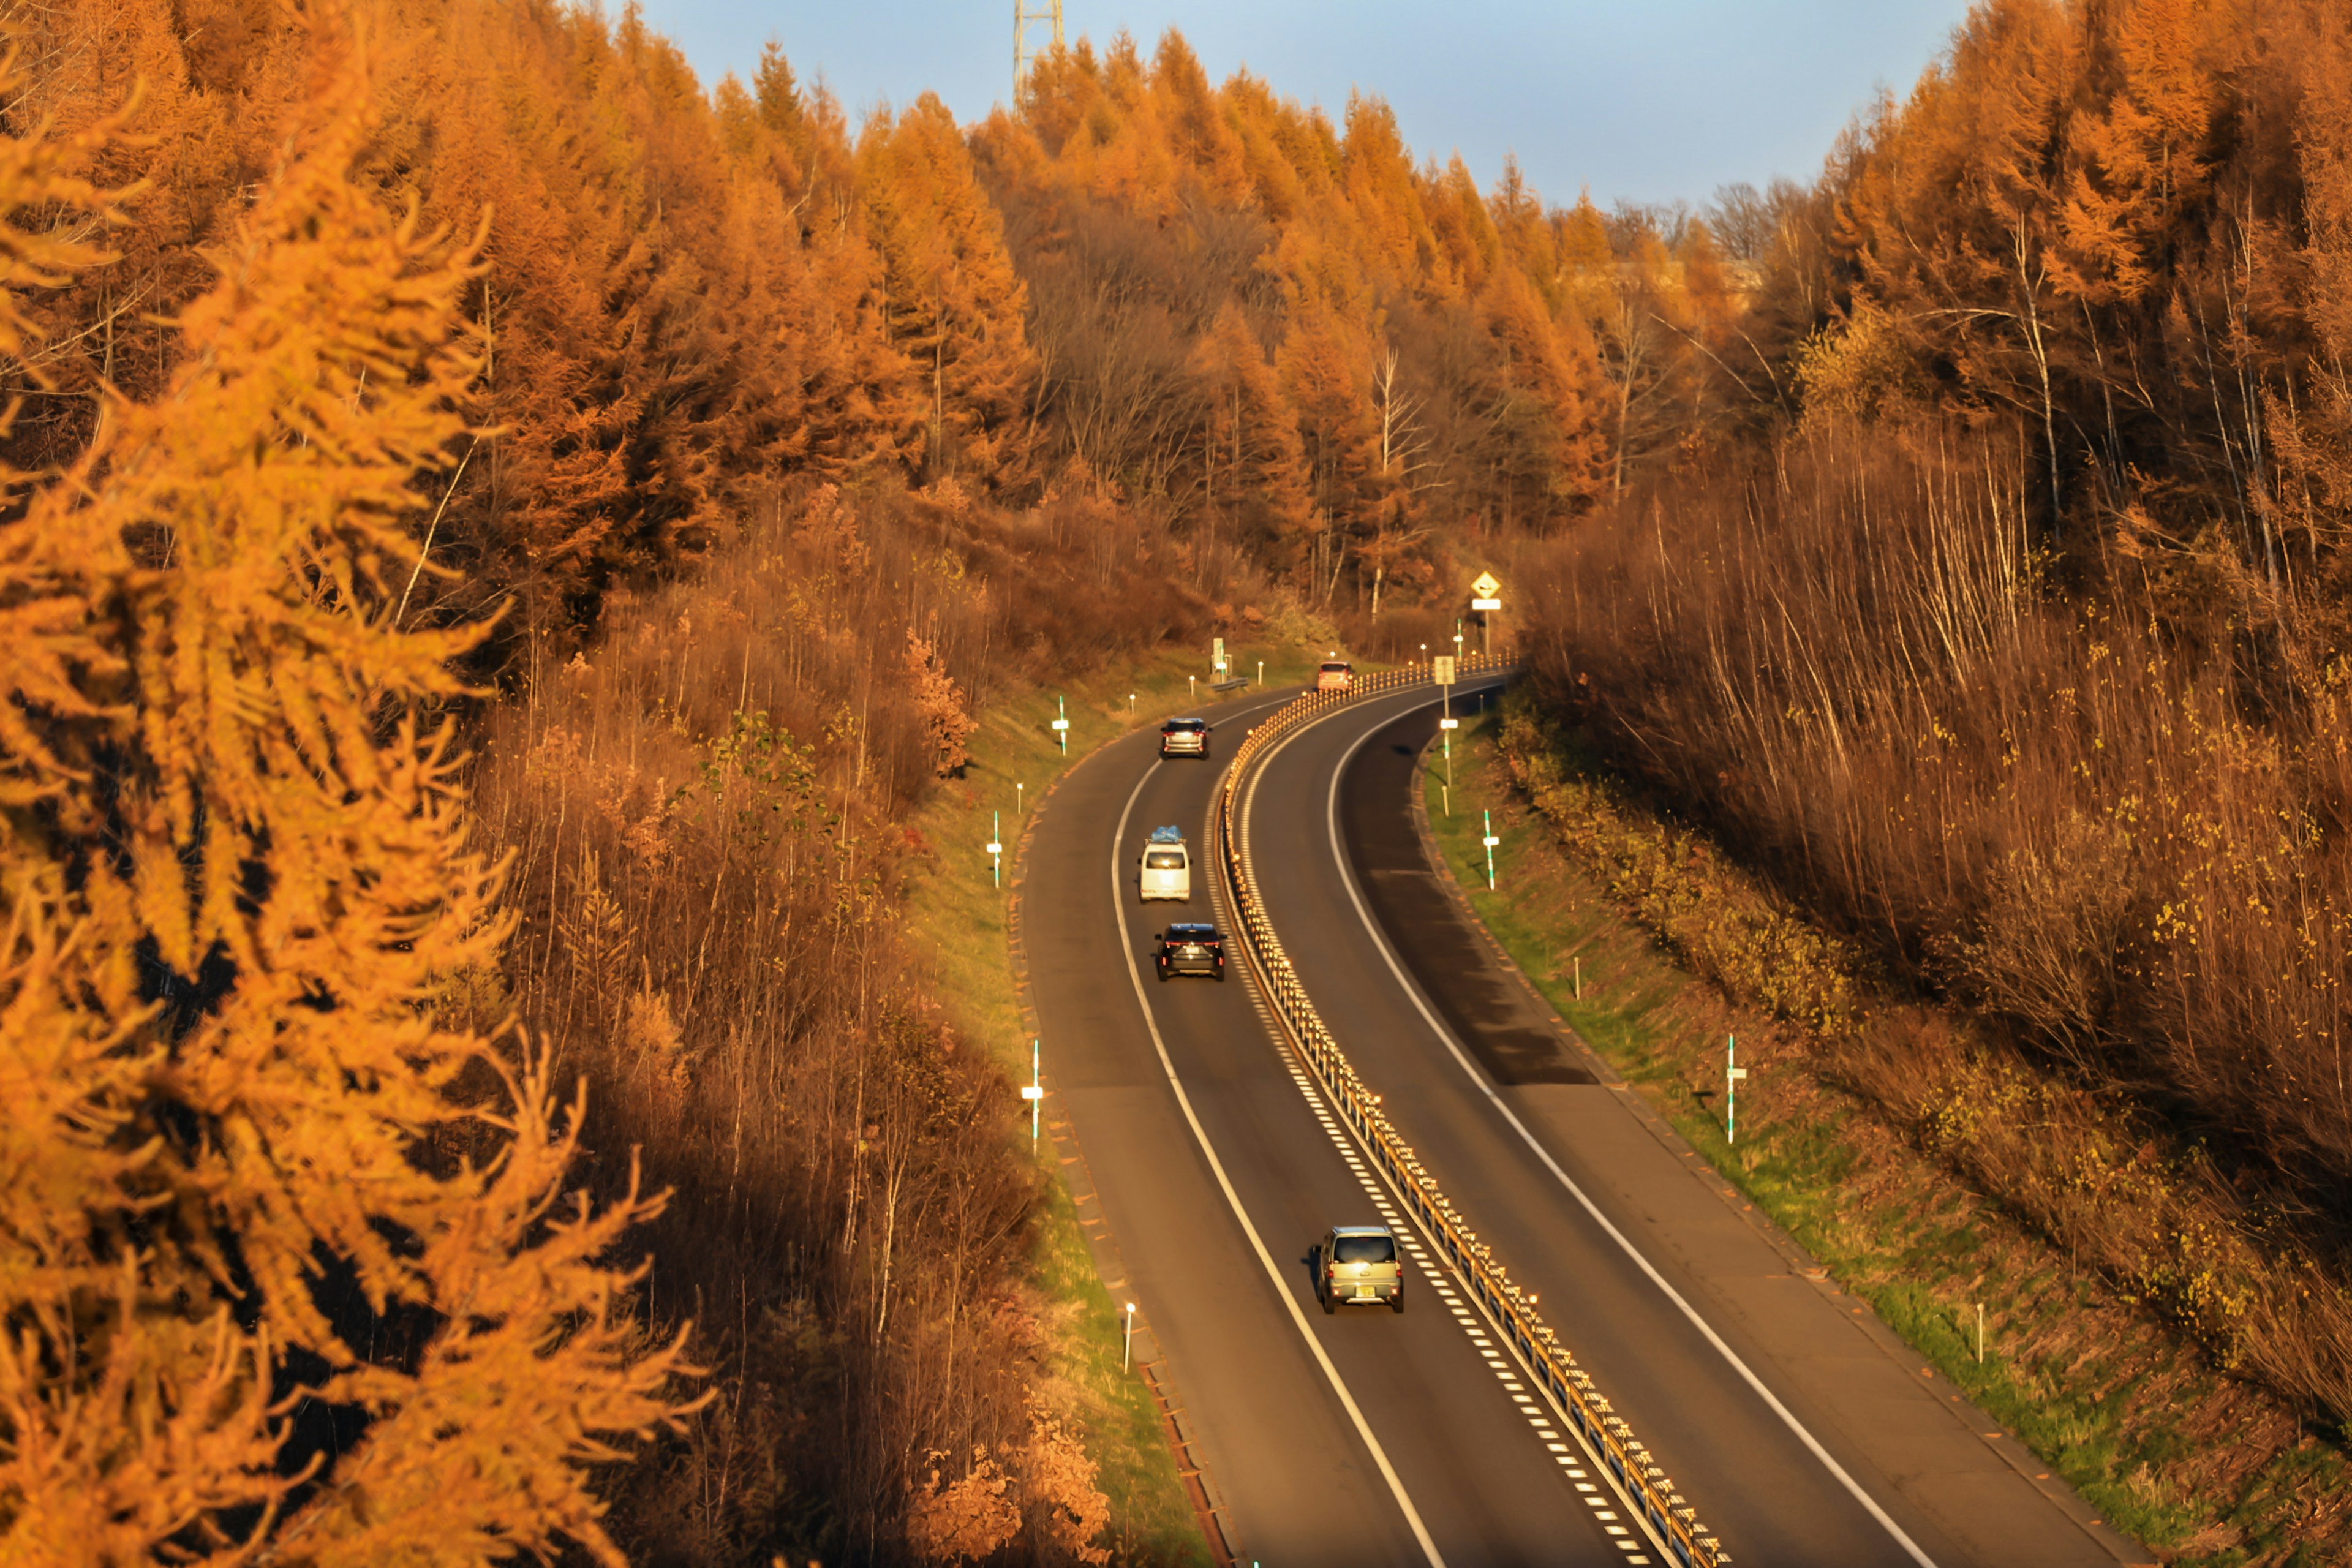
[1520,418,2352,1426]
[469,480,1212,1563]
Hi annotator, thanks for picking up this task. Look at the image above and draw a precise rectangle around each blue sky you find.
[629,0,1975,209]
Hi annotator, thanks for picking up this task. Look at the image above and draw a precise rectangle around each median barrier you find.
[1213,659,1731,1568]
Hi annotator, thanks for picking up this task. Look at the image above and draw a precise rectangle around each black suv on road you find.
[1154,924,1226,982]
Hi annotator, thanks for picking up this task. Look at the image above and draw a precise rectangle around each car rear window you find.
[1332,1234,1395,1264]
[1321,662,1352,673]
[1145,851,1185,870]
[1167,924,1218,940]
[1164,719,1206,732]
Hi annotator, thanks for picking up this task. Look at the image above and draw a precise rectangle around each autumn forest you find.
[9,0,2352,1561]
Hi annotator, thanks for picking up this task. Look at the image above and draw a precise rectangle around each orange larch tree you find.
[0,42,692,1564]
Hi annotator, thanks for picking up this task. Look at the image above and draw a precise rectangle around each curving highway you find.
[1019,677,2143,1568]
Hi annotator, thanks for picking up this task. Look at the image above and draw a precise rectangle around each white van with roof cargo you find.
[1138,826,1192,903]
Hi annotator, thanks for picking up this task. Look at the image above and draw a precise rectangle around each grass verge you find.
[897,641,1329,1565]
[1420,705,2350,1566]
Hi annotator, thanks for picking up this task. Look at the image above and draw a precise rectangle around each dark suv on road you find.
[1160,717,1212,758]
[1154,923,1226,982]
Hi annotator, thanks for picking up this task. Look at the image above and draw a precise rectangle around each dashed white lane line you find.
[1265,1016,1645,1556]
[1233,696,1659,1568]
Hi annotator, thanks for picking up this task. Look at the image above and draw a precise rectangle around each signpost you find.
[987,812,1003,889]
[1471,570,1502,657]
[1052,695,1070,755]
[1434,654,1458,802]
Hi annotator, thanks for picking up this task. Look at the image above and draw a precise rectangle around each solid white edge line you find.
[1109,752,1450,1568]
[1319,692,1943,1568]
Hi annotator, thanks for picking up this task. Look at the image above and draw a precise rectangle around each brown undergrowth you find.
[461,478,1253,1564]
[1523,422,2352,1438]
[1481,696,2352,1559]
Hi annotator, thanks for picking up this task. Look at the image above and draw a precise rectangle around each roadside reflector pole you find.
[1022,1038,1045,1150]
[1482,810,1499,891]
[1727,1035,1749,1144]
[988,810,1003,888]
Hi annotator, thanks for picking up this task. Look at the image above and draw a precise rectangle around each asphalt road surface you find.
[1020,678,2141,1568]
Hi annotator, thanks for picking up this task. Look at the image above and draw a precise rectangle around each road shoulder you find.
[1370,708,2152,1568]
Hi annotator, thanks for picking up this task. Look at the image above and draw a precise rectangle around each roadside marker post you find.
[1052,696,1070,755]
[1123,1302,1137,1373]
[1434,654,1458,799]
[1482,811,1499,891]
[987,811,1003,889]
[1727,1035,1749,1144]
[1017,781,1025,816]
[1256,659,1264,685]
[1022,1038,1044,1150]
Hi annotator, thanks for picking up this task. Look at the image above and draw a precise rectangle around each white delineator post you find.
[1123,1302,1137,1372]
[987,811,1003,889]
[1052,695,1069,755]
[1022,1038,1044,1150]
[1727,1034,1748,1144]
[1482,810,1499,891]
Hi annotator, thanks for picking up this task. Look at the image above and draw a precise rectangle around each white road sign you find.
[1471,570,1502,599]
[1433,655,1455,685]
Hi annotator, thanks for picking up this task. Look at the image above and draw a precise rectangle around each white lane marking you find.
[1110,758,1449,1568]
[1228,692,1638,1560]
[1323,695,1943,1568]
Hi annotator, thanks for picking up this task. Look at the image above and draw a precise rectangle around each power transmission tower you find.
[1014,0,1063,91]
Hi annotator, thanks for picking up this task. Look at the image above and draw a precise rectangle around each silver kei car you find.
[1316,1224,1404,1314]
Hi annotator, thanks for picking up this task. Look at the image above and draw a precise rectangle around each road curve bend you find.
[1019,672,2145,1568]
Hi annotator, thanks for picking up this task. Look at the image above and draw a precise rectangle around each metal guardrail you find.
[1214,660,1731,1568]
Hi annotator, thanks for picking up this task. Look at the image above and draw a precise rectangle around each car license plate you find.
[1355,1285,1377,1299]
